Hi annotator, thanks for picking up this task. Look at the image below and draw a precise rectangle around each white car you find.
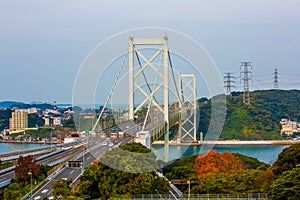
[48,196,54,200]
[41,189,48,194]
[34,196,41,200]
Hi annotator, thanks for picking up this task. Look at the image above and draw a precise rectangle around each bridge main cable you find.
[91,50,128,133]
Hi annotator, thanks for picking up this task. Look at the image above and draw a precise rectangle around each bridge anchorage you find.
[91,35,199,162]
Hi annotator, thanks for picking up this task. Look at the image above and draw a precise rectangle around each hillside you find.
[0,109,12,131]
[198,89,300,140]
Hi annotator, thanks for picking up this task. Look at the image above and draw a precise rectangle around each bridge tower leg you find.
[178,73,197,143]
[128,36,169,162]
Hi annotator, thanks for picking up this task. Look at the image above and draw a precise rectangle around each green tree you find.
[192,169,265,194]
[0,109,12,131]
[63,117,76,129]
[272,143,300,176]
[77,164,99,198]
[28,113,45,127]
[4,182,27,200]
[52,178,73,199]
[269,164,300,200]
[77,143,169,199]
[37,164,51,181]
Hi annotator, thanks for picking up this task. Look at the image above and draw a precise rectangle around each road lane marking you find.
[70,170,74,175]
[47,189,53,196]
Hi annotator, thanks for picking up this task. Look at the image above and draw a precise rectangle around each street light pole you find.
[50,124,52,152]
[28,171,32,200]
[187,180,190,200]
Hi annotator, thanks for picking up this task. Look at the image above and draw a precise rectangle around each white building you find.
[53,117,62,126]
[135,131,150,149]
[43,115,63,126]
[280,118,300,136]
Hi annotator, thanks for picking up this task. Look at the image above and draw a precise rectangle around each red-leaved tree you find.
[15,155,40,182]
[194,150,242,179]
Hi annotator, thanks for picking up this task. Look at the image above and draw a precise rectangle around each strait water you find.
[0,143,50,154]
[153,144,289,164]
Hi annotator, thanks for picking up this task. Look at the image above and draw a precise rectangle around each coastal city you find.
[1,1,300,200]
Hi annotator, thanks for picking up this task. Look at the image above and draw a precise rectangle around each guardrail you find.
[132,193,268,200]
[0,179,11,189]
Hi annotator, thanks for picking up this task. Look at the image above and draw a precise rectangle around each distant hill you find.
[198,89,300,140]
[10,103,53,110]
[0,101,25,108]
[30,101,46,105]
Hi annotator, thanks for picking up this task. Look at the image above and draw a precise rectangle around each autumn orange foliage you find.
[92,160,99,169]
[194,150,242,179]
[15,155,40,182]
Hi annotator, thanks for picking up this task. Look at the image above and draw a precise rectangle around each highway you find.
[30,137,129,200]
[0,142,85,188]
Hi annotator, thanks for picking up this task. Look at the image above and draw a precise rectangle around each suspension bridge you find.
[85,35,199,162]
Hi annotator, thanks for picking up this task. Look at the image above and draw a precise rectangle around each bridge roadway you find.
[110,108,181,142]
[29,137,131,200]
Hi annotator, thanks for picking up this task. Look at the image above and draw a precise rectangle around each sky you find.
[0,0,300,103]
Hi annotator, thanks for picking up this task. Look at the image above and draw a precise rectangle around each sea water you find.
[153,144,289,164]
[0,143,50,154]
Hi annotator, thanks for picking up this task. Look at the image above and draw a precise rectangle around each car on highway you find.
[34,196,41,200]
[41,189,48,194]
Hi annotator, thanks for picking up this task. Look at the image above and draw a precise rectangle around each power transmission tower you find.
[274,69,279,89]
[240,62,252,105]
[224,72,235,96]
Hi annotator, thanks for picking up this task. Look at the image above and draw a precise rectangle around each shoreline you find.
[152,140,300,146]
[0,140,60,145]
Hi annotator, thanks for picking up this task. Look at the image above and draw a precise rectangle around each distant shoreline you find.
[152,140,300,146]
